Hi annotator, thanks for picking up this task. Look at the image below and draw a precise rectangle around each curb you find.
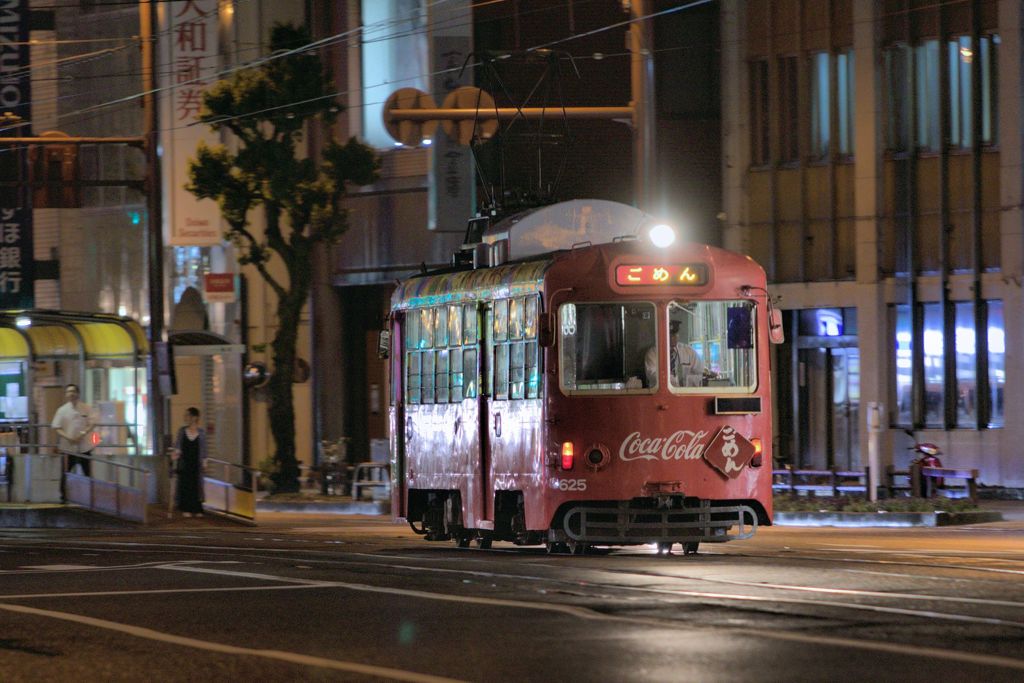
[774,510,1004,528]
[256,501,390,515]
[0,506,138,529]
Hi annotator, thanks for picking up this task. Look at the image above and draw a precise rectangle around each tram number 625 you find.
[550,478,587,492]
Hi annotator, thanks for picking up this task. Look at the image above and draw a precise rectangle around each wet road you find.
[1,513,1023,681]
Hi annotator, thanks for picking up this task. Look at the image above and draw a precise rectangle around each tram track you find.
[6,538,1023,631]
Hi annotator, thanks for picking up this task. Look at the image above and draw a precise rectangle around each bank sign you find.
[0,0,34,309]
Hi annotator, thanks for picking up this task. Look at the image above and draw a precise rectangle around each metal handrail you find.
[199,457,258,521]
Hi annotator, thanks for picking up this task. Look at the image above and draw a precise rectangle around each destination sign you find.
[614,264,709,286]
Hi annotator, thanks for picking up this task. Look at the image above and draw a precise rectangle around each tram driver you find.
[645,319,705,388]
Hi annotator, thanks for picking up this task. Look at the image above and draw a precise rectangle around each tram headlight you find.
[648,223,676,248]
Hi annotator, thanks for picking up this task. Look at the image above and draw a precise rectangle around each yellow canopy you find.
[0,311,148,362]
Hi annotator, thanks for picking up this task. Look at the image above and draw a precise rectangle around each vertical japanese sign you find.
[429,2,474,232]
[159,0,221,246]
[0,0,34,308]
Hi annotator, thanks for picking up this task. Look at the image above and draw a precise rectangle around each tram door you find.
[798,347,860,471]
[391,312,407,519]
[475,302,494,523]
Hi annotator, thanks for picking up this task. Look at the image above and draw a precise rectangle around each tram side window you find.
[560,302,656,393]
[493,296,540,400]
[463,303,478,399]
[435,349,449,403]
[525,297,539,398]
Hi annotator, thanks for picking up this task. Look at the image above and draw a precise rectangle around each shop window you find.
[749,59,770,166]
[809,52,830,160]
[893,304,912,426]
[922,303,944,427]
[987,301,1004,427]
[954,302,976,427]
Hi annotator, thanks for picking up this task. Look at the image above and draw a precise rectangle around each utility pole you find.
[140,0,166,460]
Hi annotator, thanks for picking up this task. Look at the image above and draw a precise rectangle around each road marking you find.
[19,564,97,570]
[3,562,1024,672]
[0,602,464,683]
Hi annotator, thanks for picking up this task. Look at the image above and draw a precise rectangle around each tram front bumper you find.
[560,500,758,545]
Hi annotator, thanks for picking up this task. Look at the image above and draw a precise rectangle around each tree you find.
[186,24,379,492]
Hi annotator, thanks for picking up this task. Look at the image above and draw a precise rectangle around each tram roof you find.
[392,259,551,310]
[0,310,147,362]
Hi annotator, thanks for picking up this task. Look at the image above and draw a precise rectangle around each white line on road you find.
[3,562,1024,673]
[0,602,466,683]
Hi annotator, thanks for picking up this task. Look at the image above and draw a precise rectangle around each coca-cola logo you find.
[618,430,710,462]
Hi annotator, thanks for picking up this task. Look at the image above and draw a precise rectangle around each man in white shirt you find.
[52,383,95,477]
[645,319,705,388]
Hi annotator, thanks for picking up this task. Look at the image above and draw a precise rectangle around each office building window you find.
[949,36,973,148]
[361,0,428,149]
[954,302,976,427]
[778,56,799,163]
[915,40,940,152]
[894,304,912,426]
[885,45,912,152]
[809,52,830,160]
[980,34,998,145]
[922,303,944,427]
[749,59,770,166]
[949,35,1000,148]
[836,50,854,156]
[893,301,1003,429]
[987,301,1004,427]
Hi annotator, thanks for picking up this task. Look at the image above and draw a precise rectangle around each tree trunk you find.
[267,284,307,492]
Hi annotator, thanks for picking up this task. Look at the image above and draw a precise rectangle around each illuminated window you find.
[954,302,976,427]
[893,305,912,426]
[891,301,1002,429]
[809,52,830,160]
[361,0,428,148]
[915,40,940,152]
[836,50,854,156]
[988,301,1004,427]
[922,303,944,427]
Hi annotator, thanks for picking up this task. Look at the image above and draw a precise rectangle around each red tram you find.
[386,200,782,553]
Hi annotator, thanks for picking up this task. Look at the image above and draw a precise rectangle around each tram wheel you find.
[683,542,700,555]
[657,542,674,555]
[545,541,568,554]
[567,540,588,555]
[454,534,472,548]
[476,536,493,550]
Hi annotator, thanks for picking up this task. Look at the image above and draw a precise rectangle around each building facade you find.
[721,0,1022,486]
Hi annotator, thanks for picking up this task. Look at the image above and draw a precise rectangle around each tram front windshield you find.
[559,301,757,394]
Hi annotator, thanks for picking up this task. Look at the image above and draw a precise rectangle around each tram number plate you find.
[550,478,588,492]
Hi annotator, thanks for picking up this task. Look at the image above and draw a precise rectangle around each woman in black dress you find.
[173,407,207,517]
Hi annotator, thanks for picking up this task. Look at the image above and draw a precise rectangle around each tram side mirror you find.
[768,307,785,344]
[538,312,555,347]
[377,329,391,359]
